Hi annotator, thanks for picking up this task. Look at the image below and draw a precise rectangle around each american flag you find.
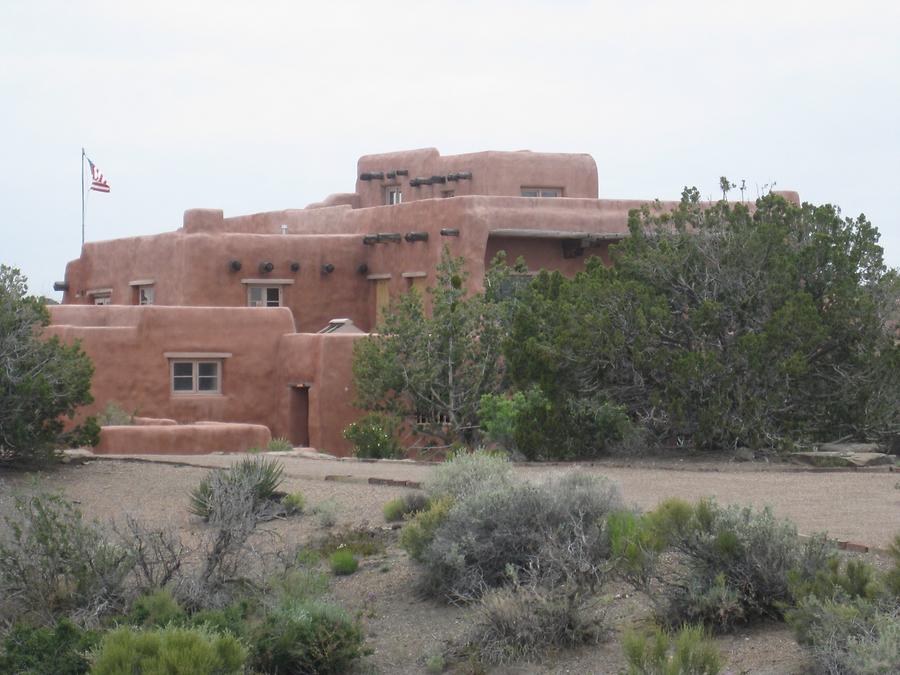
[87,157,110,193]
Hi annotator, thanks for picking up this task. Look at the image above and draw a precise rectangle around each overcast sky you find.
[2,1,898,299]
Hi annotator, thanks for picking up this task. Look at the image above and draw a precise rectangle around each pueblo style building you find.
[47,148,798,455]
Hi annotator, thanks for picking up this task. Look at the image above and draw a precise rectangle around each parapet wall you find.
[95,423,271,455]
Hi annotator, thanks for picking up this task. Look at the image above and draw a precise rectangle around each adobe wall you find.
[353,148,599,207]
[277,333,361,455]
[63,196,643,332]
[46,305,365,455]
[46,306,296,432]
[95,423,271,455]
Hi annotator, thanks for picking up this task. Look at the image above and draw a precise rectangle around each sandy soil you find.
[63,451,899,548]
[1,454,897,674]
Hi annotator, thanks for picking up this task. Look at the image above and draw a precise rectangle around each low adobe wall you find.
[95,423,271,455]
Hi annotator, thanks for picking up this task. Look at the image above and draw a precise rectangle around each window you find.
[93,294,111,305]
[248,286,281,307]
[137,285,154,305]
[441,190,455,198]
[520,187,562,198]
[171,360,221,394]
[385,186,402,205]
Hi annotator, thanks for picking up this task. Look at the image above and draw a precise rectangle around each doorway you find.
[289,384,310,447]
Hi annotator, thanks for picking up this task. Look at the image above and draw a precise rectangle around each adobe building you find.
[47,147,799,454]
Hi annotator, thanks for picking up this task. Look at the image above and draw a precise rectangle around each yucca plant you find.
[189,457,285,520]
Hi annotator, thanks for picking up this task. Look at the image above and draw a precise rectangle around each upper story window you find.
[248,286,281,307]
[137,285,154,305]
[521,187,562,198]
[129,280,155,305]
[86,287,113,305]
[385,186,403,205]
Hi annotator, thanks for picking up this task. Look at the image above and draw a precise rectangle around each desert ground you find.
[1,452,897,674]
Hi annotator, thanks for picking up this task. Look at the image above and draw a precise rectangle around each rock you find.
[818,442,884,454]
[789,451,895,468]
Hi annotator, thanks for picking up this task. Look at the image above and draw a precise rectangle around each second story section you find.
[350,148,599,208]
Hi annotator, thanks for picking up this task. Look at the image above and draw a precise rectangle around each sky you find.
[2,0,898,299]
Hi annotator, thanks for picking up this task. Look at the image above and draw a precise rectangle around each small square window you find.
[385,186,402,205]
[93,294,111,305]
[171,360,221,395]
[248,286,282,307]
[138,286,154,305]
[521,187,562,198]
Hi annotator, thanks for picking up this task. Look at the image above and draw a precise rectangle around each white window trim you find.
[385,185,402,205]
[168,357,226,396]
[240,279,295,285]
[520,187,563,198]
[138,286,154,305]
[246,285,283,308]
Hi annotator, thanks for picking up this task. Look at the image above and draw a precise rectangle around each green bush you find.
[0,493,132,625]
[787,594,899,675]
[89,624,247,675]
[612,498,832,631]
[187,599,258,641]
[0,619,100,675]
[269,567,330,605]
[343,412,405,459]
[281,491,305,513]
[313,527,386,558]
[423,447,514,501]
[97,401,135,426]
[415,472,622,602]
[785,536,900,674]
[189,456,285,520]
[0,265,97,466]
[383,492,429,522]
[329,549,359,576]
[885,535,900,598]
[251,601,365,675]
[623,623,722,675]
[267,436,293,452]
[503,195,900,452]
[128,589,186,627]
[478,387,552,454]
[456,580,603,666]
[399,496,454,562]
[311,498,340,528]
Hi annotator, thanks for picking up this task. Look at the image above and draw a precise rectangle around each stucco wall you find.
[353,147,599,207]
[46,305,364,455]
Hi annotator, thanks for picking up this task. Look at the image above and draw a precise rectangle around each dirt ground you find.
[1,453,897,674]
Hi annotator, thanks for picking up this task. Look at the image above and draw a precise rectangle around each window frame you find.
[169,359,223,396]
[93,294,111,306]
[247,285,282,308]
[520,187,563,198]
[137,285,154,305]
[385,185,403,205]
